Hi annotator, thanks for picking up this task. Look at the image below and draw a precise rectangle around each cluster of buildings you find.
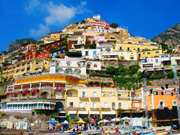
[0,15,179,127]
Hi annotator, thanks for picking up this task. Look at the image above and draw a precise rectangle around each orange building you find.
[132,86,178,110]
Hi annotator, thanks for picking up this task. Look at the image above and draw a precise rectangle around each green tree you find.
[128,65,140,76]
[160,42,169,50]
[106,66,117,75]
[110,23,119,28]
[118,64,127,76]
[167,71,174,79]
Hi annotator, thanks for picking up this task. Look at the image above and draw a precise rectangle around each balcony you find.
[118,97,130,100]
[67,95,78,97]
[132,97,142,102]
[90,96,100,100]
[101,107,111,111]
[11,97,19,100]
[90,107,100,111]
[20,97,27,100]
[66,107,77,110]
[77,107,86,111]
[29,96,38,99]
[41,86,53,90]
[79,96,89,100]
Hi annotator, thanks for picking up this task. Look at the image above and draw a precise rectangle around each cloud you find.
[30,24,50,37]
[45,2,76,25]
[26,0,89,37]
[25,0,41,13]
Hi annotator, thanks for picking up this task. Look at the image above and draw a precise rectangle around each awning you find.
[23,90,30,93]
[55,89,64,92]
[89,118,97,123]
[6,92,13,95]
[31,89,39,92]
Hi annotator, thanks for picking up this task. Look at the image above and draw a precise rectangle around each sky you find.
[0,0,180,52]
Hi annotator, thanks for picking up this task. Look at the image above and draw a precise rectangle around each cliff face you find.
[6,38,37,53]
[152,23,180,47]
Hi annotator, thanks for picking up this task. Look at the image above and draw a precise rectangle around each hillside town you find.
[0,15,180,134]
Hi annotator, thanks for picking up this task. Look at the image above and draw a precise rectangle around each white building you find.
[140,54,171,71]
[70,49,101,60]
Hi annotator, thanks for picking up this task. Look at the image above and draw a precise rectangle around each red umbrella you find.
[88,118,97,123]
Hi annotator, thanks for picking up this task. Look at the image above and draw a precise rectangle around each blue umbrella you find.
[61,120,70,125]
[47,118,58,123]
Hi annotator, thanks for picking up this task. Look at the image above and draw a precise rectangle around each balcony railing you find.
[41,86,53,90]
[66,107,77,110]
[101,107,111,111]
[11,97,19,100]
[90,96,100,100]
[20,97,27,100]
[90,107,100,111]
[118,97,130,100]
[77,107,86,111]
[29,96,38,99]
[79,96,89,100]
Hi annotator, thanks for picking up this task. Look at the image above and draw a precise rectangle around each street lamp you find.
[173,65,180,129]
[143,78,149,128]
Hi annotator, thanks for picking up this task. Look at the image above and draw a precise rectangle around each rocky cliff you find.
[152,23,180,47]
[6,38,37,53]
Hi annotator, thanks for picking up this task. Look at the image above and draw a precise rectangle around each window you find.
[67,63,70,67]
[118,103,122,109]
[137,48,140,51]
[118,94,121,98]
[130,57,134,60]
[85,51,89,56]
[160,101,164,108]
[93,102,97,108]
[70,102,74,108]
[104,102,108,108]
[69,92,74,96]
[149,102,152,106]
[173,101,177,106]
[127,47,130,51]
[124,102,128,109]
[101,92,105,97]
[161,56,164,58]
[135,103,139,108]
[93,92,97,97]
[94,64,97,68]
[93,51,97,55]
[156,51,159,54]
[82,92,86,97]
[155,59,158,63]
[109,92,113,97]
[78,63,81,67]
[119,47,122,51]
[112,102,115,109]
[79,102,83,108]
[147,52,151,54]
[113,47,115,49]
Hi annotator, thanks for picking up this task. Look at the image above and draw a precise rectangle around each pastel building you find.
[49,58,87,76]
[66,87,131,119]
[70,49,101,59]
[2,59,50,80]
[140,54,171,71]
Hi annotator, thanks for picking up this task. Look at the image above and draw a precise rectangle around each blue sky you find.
[0,0,180,52]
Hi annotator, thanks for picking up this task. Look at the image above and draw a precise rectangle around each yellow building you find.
[138,49,164,59]
[101,51,138,61]
[43,33,61,44]
[2,58,50,81]
[114,43,159,52]
[66,87,131,119]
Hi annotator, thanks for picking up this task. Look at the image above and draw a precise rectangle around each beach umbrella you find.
[76,118,86,124]
[61,120,70,125]
[47,118,58,123]
[88,118,97,124]
[98,119,110,124]
[111,118,121,122]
